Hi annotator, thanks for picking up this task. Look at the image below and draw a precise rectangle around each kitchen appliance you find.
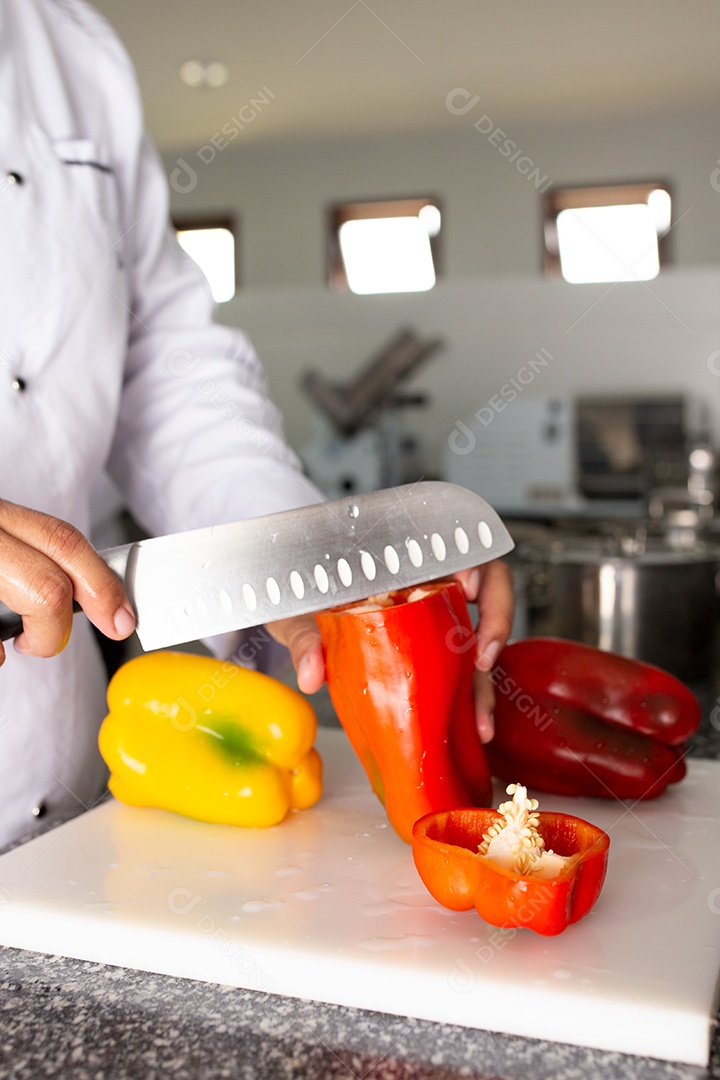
[0,482,513,651]
[0,727,718,1067]
[445,393,710,519]
[646,442,719,547]
[301,328,441,498]
[518,528,720,680]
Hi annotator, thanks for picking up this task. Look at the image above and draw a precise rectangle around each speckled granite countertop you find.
[0,679,719,1080]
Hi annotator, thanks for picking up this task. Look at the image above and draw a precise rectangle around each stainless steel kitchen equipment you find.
[518,527,720,680]
[576,394,691,501]
[445,392,710,519]
[0,481,513,652]
[301,328,441,498]
[646,441,719,546]
[301,328,440,437]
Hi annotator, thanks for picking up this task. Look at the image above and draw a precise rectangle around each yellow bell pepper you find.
[98,651,322,828]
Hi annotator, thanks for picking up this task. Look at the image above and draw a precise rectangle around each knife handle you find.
[0,544,132,643]
[0,602,23,641]
[0,599,83,642]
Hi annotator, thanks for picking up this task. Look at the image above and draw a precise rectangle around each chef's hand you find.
[268,559,514,743]
[0,500,136,666]
[453,559,514,743]
[266,613,326,696]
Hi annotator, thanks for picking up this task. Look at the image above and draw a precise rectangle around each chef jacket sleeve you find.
[104,112,321,670]
[106,135,320,542]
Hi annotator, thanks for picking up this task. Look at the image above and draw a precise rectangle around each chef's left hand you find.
[268,559,514,744]
[453,559,515,742]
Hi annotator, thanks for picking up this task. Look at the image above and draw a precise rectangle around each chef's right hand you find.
[0,499,136,666]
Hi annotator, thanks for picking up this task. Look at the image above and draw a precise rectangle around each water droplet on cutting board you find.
[276,865,303,878]
[85,900,118,913]
[357,935,437,952]
[242,899,285,913]
[218,590,233,617]
[359,901,401,916]
[293,884,332,901]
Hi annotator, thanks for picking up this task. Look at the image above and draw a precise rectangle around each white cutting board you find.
[0,728,718,1067]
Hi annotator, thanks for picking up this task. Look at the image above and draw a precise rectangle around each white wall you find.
[218,269,720,476]
[161,103,720,476]
[163,102,720,286]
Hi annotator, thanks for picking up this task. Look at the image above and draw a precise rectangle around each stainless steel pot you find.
[518,530,720,680]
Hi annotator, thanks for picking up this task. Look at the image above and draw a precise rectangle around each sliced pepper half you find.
[412,786,610,936]
[99,651,322,828]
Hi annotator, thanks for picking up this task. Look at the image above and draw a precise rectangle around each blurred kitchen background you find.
[93,0,720,682]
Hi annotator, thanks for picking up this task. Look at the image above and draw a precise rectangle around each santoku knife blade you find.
[0,481,513,651]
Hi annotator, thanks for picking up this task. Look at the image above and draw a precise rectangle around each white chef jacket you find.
[0,0,320,846]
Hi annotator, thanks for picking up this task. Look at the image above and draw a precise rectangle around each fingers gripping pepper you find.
[485,638,701,800]
[316,580,492,844]
[98,652,322,828]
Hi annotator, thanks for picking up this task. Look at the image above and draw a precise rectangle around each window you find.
[328,197,441,294]
[543,182,672,284]
[173,215,238,303]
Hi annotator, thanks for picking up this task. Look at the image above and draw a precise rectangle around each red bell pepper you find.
[485,637,701,800]
[316,580,492,844]
[412,784,610,936]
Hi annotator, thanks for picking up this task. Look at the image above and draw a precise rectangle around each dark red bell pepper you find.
[412,783,610,936]
[485,637,701,800]
[316,580,492,844]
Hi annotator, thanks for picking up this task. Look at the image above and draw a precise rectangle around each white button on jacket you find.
[0,0,320,846]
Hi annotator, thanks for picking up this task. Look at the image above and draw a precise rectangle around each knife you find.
[0,481,513,652]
